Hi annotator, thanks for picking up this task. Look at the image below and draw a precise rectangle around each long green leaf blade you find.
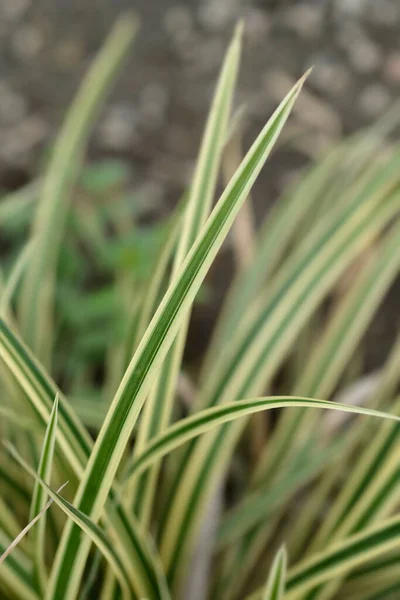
[263,546,287,600]
[7,445,134,600]
[0,530,38,600]
[124,396,400,483]
[131,21,243,526]
[0,319,170,600]
[158,158,400,591]
[247,515,400,599]
[47,70,308,600]
[29,395,59,592]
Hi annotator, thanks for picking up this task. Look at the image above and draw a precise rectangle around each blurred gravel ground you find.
[1,0,400,183]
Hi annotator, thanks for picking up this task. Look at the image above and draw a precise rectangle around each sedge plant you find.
[1,14,400,600]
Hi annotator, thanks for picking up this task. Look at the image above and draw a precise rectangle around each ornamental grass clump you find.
[1,14,400,600]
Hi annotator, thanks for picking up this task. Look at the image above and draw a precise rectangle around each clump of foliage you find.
[0,15,400,600]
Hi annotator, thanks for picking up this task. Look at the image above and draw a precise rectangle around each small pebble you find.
[243,8,270,43]
[138,83,169,129]
[310,58,352,96]
[336,21,366,52]
[334,0,369,17]
[347,38,382,74]
[164,5,193,41]
[198,0,241,32]
[11,25,44,61]
[295,90,342,136]
[54,38,85,69]
[98,104,137,150]
[0,0,30,21]
[0,116,48,163]
[384,53,400,85]
[0,82,28,125]
[359,83,391,117]
[367,0,400,26]
[280,4,323,40]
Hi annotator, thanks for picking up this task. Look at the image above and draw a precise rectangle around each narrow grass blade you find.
[46,71,307,600]
[283,515,400,599]
[253,221,400,488]
[0,531,38,600]
[216,439,345,548]
[0,473,67,569]
[131,23,243,527]
[0,319,171,600]
[29,395,59,592]
[0,497,25,543]
[263,546,287,600]
[203,103,399,376]
[203,143,345,371]
[18,15,137,365]
[246,515,400,599]
[124,396,400,483]
[303,333,400,558]
[7,445,134,600]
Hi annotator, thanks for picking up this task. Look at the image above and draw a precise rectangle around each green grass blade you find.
[304,332,400,558]
[0,318,171,600]
[203,143,345,371]
[252,221,400,489]
[131,21,243,527]
[18,15,137,365]
[29,395,59,592]
[0,531,38,600]
[203,105,399,376]
[158,157,400,590]
[216,439,345,548]
[46,71,307,600]
[7,445,135,600]
[263,546,287,600]
[284,335,400,586]
[284,516,400,599]
[0,406,37,432]
[124,396,400,483]
[247,515,400,600]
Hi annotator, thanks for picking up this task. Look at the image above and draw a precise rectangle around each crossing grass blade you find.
[45,70,308,600]
[296,333,400,564]
[220,222,400,548]
[263,546,287,600]
[0,318,171,600]
[29,395,59,592]
[130,22,243,527]
[6,445,136,600]
[18,15,137,366]
[286,330,400,568]
[0,531,38,600]
[124,397,400,484]
[245,514,400,600]
[0,479,67,568]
